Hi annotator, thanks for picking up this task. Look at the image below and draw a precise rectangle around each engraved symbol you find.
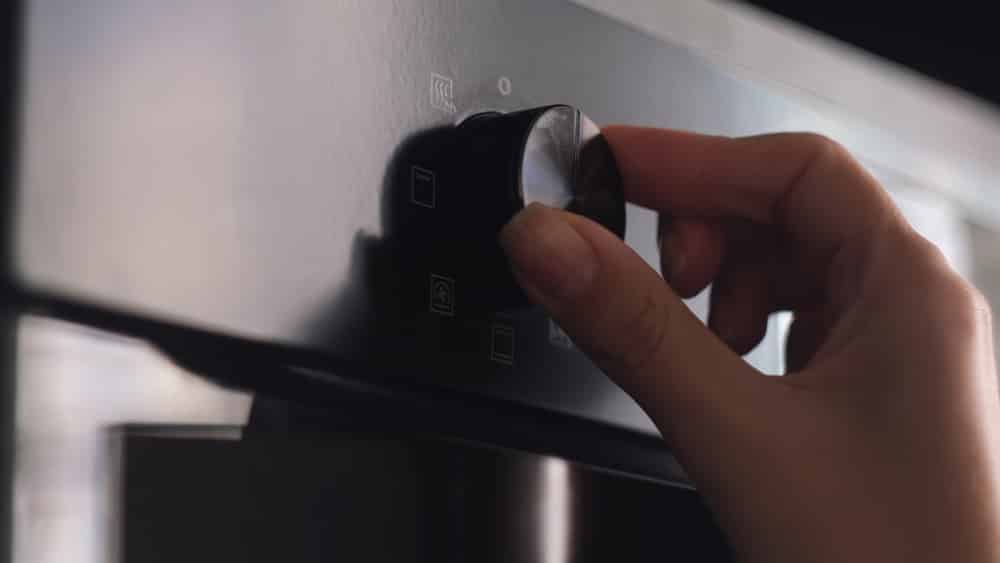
[491,324,515,365]
[411,166,436,208]
[430,73,457,114]
[548,319,573,349]
[497,76,512,96]
[429,274,455,316]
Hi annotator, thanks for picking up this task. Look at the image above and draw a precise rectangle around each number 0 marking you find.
[498,76,512,96]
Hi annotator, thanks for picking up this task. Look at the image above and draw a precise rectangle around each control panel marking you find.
[429,274,456,316]
[497,76,512,96]
[491,323,515,365]
[430,72,457,114]
[410,166,437,208]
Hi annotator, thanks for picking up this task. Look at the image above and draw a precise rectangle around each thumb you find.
[499,203,776,463]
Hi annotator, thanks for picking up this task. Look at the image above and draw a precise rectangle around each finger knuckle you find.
[925,270,991,338]
[799,133,851,167]
[950,278,991,321]
[885,228,992,341]
[906,229,952,271]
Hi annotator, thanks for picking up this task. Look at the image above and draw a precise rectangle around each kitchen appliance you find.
[6,1,1000,562]
[12,0,820,436]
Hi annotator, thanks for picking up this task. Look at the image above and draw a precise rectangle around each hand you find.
[499,127,1000,563]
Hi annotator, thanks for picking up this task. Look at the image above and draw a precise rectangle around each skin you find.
[498,127,1000,563]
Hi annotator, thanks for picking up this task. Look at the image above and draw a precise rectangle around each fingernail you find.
[661,232,686,285]
[499,203,599,302]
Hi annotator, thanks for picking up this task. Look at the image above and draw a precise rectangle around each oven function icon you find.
[429,274,455,316]
[411,166,436,208]
[430,73,457,114]
[491,324,515,365]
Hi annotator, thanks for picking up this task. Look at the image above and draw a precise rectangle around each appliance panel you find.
[16,0,813,432]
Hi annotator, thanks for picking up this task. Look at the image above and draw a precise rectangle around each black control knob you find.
[386,105,625,313]
[454,105,626,240]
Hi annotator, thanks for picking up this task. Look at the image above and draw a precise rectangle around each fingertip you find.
[708,265,773,356]
[661,219,725,298]
[713,315,768,356]
[499,203,601,305]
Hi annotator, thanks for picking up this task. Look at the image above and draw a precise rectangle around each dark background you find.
[745,3,1000,109]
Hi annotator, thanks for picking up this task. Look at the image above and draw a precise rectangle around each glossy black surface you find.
[462,105,625,240]
[388,105,625,311]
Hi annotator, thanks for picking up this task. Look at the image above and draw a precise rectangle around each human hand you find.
[499,127,1000,563]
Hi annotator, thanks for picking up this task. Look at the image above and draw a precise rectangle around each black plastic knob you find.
[385,105,626,313]
[455,105,626,241]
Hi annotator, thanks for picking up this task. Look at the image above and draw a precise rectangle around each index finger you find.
[601,126,902,258]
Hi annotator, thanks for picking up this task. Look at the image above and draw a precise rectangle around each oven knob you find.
[440,105,626,310]
[455,105,626,242]
[387,105,626,313]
